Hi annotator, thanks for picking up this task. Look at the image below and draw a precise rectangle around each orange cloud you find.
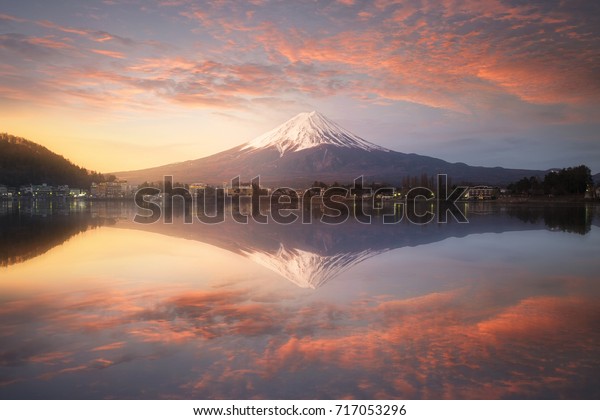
[477,60,600,105]
[28,36,73,50]
[36,19,91,37]
[0,13,27,23]
[91,342,126,352]
[91,49,125,59]
[25,352,73,365]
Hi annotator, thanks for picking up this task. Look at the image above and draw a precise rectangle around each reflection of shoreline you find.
[0,213,106,267]
[506,205,594,235]
[0,202,134,267]
[2,202,596,287]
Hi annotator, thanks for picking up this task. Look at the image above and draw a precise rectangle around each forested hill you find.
[0,133,108,188]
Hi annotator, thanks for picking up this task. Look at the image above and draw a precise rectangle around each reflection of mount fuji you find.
[121,204,596,289]
[243,245,383,289]
[2,203,595,287]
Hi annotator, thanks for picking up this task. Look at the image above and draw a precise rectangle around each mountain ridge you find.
[0,133,108,188]
[114,111,551,186]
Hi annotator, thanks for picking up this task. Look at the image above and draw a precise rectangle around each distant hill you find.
[0,133,107,188]
[115,111,548,187]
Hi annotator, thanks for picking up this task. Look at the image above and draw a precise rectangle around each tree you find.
[543,165,591,195]
[0,133,113,188]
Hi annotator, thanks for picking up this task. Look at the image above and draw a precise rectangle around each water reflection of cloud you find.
[0,278,598,398]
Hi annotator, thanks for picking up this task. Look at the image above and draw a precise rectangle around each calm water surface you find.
[0,201,599,399]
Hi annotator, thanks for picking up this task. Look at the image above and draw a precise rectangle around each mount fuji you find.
[241,110,389,156]
[115,111,545,186]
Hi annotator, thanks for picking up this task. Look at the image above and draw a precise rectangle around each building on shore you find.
[189,183,207,196]
[90,180,129,198]
[14,184,87,199]
[462,185,499,200]
[19,184,53,198]
[225,183,253,197]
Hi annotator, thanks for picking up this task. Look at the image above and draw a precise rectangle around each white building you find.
[463,186,498,200]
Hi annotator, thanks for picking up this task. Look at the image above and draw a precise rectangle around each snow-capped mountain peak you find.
[241,111,390,157]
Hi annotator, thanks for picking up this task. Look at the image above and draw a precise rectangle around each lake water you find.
[1,200,599,399]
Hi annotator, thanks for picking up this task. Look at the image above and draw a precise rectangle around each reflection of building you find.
[463,186,498,200]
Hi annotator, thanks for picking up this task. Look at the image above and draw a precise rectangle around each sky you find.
[0,0,599,173]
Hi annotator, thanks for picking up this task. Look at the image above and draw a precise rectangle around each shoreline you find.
[2,193,599,206]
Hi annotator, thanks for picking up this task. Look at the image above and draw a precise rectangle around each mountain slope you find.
[0,133,106,188]
[114,112,547,186]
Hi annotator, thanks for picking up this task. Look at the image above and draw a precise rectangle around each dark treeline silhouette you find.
[0,133,111,188]
[506,205,592,235]
[507,165,592,196]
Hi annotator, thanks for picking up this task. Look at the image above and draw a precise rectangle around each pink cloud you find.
[91,342,126,352]
[25,352,73,365]
[36,19,91,37]
[91,48,125,59]
[28,36,73,50]
[0,13,27,23]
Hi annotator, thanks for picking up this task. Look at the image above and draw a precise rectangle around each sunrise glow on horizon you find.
[0,1,599,173]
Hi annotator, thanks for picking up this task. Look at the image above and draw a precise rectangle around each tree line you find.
[507,165,592,195]
[0,133,112,188]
